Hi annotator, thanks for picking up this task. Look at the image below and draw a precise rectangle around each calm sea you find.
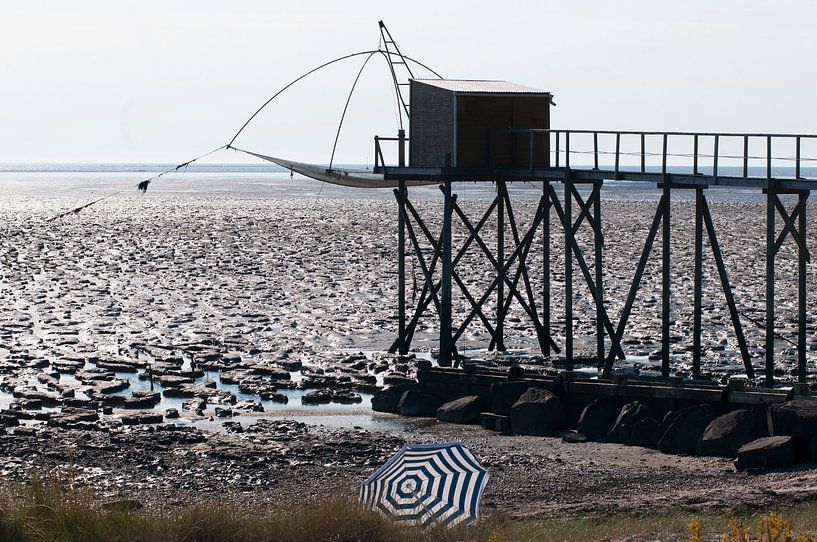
[1,163,813,203]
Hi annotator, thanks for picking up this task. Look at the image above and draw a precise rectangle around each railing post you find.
[767,136,772,179]
[565,132,571,170]
[743,135,749,178]
[662,133,668,175]
[640,133,646,173]
[713,135,719,181]
[693,134,699,175]
[796,136,802,179]
[614,133,621,174]
[593,132,599,170]
[555,132,560,168]
[374,136,380,170]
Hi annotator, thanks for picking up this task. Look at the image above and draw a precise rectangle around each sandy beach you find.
[1,170,816,516]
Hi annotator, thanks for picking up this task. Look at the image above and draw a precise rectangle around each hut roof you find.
[412,79,551,96]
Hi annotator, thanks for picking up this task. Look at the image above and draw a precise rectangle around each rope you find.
[47,144,226,222]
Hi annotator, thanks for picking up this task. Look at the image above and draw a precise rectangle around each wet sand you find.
[1,173,816,515]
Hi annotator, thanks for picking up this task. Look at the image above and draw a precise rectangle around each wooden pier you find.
[378,124,817,389]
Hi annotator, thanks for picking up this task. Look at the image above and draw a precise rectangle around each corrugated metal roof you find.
[413,79,551,95]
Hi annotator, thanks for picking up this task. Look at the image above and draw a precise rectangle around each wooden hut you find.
[409,79,554,169]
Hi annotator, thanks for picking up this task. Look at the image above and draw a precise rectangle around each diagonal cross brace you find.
[604,194,667,377]
[569,183,604,243]
[772,194,811,261]
[549,184,624,360]
[701,196,755,379]
[401,193,498,341]
[388,192,500,352]
[453,196,560,354]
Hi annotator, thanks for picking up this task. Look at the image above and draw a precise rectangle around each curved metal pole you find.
[227,50,442,147]
[329,52,377,169]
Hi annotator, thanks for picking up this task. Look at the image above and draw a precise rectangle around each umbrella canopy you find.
[359,442,489,527]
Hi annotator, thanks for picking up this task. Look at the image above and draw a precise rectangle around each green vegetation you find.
[3,477,817,541]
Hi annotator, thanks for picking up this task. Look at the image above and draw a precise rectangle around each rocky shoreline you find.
[2,180,817,515]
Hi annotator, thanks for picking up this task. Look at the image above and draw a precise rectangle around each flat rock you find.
[697,409,767,457]
[120,412,164,425]
[436,396,485,425]
[735,436,796,471]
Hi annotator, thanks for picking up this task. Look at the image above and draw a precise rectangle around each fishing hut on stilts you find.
[219,21,817,411]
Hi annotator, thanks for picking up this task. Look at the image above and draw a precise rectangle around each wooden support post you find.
[564,177,573,370]
[496,181,506,351]
[693,187,704,378]
[799,191,809,382]
[397,130,407,355]
[543,181,551,356]
[594,182,604,364]
[766,188,776,387]
[661,188,671,379]
[440,181,454,367]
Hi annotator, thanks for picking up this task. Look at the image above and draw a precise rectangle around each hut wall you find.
[456,96,550,168]
[409,82,455,167]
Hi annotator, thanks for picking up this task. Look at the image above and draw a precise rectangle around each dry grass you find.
[2,477,817,541]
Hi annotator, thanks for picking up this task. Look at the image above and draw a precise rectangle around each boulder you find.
[697,409,767,457]
[510,388,565,436]
[490,382,530,416]
[607,402,653,444]
[657,404,716,454]
[767,400,817,439]
[120,412,164,425]
[562,431,589,444]
[735,436,796,471]
[577,396,620,441]
[371,383,417,414]
[436,396,485,424]
[629,417,660,448]
[397,390,443,417]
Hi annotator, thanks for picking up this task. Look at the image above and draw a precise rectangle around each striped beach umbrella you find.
[359,442,489,527]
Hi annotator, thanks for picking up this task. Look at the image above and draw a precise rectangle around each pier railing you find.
[486,129,817,181]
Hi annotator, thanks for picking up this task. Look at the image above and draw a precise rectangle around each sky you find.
[1,0,816,165]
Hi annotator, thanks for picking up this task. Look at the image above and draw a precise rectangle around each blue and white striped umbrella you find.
[359,442,489,527]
